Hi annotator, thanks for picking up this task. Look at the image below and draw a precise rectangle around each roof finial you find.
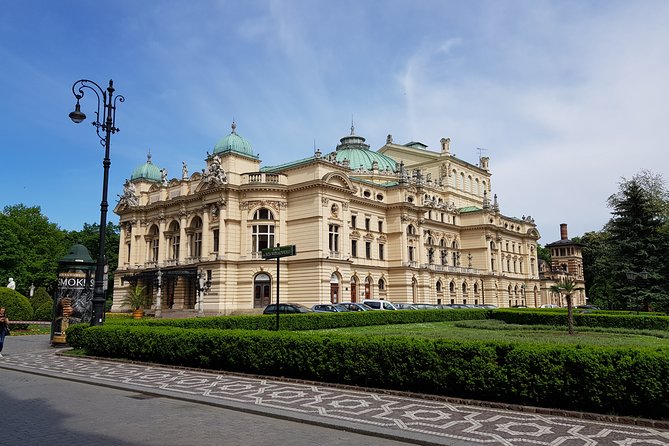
[231,119,237,134]
[147,151,152,163]
[350,116,355,136]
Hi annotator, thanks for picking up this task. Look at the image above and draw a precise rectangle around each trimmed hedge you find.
[492,309,669,331]
[111,308,491,331]
[66,323,669,419]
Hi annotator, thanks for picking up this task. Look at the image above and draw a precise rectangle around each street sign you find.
[261,245,296,259]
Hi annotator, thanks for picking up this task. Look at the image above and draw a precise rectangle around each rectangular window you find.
[127,243,131,263]
[378,220,383,233]
[351,240,358,258]
[365,218,371,231]
[253,224,275,252]
[194,232,202,258]
[328,224,339,252]
[351,215,357,228]
[408,246,415,261]
[378,243,384,260]
[365,241,371,259]
[212,229,219,253]
[171,235,180,259]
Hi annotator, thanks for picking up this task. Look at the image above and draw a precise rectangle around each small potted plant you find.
[122,285,147,319]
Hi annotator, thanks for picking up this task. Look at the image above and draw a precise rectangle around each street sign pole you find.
[276,255,280,331]
[261,244,297,331]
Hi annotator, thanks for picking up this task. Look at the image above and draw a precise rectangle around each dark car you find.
[312,304,350,313]
[394,303,418,310]
[339,302,373,311]
[263,303,312,314]
[443,303,471,309]
[577,304,600,310]
[412,303,438,310]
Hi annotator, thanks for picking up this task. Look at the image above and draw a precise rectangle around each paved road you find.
[2,335,669,446]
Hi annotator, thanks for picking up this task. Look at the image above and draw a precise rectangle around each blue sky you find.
[1,0,668,243]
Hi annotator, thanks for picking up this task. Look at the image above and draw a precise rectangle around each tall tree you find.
[0,204,68,295]
[606,172,669,311]
[576,231,615,309]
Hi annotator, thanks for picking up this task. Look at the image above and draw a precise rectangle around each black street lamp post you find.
[69,79,125,326]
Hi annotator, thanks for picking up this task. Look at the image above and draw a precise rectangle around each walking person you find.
[0,307,9,357]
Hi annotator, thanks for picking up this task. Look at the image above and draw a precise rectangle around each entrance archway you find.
[350,276,358,302]
[330,273,340,303]
[253,273,271,308]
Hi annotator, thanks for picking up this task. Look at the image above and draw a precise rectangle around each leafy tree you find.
[576,231,614,309]
[0,205,68,296]
[606,173,669,312]
[536,244,551,265]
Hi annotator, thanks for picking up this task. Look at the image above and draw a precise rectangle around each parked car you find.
[362,299,398,310]
[511,305,528,308]
[312,304,351,313]
[339,302,373,311]
[443,303,471,309]
[412,303,438,310]
[263,303,312,314]
[577,304,600,310]
[540,304,559,308]
[394,303,418,310]
[476,304,498,309]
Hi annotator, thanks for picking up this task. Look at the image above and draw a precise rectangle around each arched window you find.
[449,281,455,293]
[253,208,274,220]
[406,225,416,236]
[365,276,373,300]
[378,278,386,291]
[452,241,459,266]
[436,280,443,293]
[253,273,271,308]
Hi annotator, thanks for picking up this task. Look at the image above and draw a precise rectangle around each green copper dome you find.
[131,152,162,182]
[213,122,256,157]
[329,125,398,172]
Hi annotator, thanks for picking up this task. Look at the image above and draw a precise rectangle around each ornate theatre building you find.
[112,123,585,314]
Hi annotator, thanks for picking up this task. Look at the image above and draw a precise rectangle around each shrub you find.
[30,287,52,312]
[0,287,33,327]
[33,300,54,321]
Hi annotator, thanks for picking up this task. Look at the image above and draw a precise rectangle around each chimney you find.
[560,223,568,240]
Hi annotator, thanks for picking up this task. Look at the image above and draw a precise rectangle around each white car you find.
[540,304,559,308]
[362,299,398,310]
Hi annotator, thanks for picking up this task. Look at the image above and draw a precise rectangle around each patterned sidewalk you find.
[2,349,669,446]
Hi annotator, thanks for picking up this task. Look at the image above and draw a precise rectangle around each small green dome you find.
[131,152,162,182]
[213,122,256,157]
[329,125,398,172]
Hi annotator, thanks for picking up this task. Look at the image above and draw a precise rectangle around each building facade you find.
[112,123,584,314]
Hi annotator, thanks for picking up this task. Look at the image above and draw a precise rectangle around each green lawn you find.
[319,319,669,348]
[10,324,51,336]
